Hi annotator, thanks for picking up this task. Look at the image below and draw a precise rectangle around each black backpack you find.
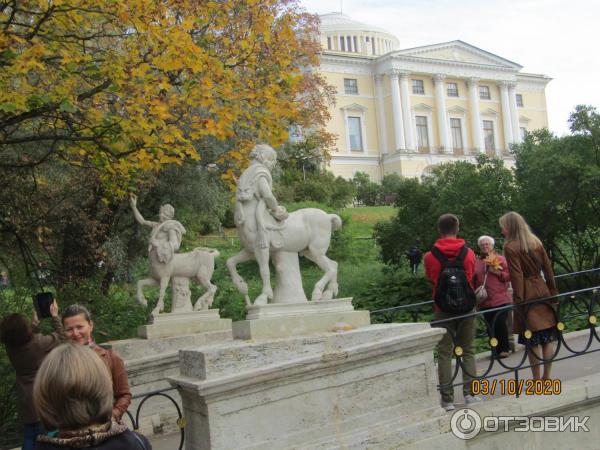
[431,246,475,314]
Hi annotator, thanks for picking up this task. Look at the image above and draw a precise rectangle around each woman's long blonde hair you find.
[499,211,542,253]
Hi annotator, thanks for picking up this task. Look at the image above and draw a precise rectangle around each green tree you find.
[352,172,382,206]
[374,155,516,267]
[512,105,600,272]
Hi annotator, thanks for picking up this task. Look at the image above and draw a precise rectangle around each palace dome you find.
[319,12,391,34]
[318,12,399,56]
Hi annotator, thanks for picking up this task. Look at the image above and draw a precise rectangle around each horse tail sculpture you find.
[330,214,342,231]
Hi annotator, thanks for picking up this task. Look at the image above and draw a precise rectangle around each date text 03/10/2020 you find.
[471,379,562,396]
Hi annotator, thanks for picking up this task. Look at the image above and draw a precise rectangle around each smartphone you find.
[34,292,54,319]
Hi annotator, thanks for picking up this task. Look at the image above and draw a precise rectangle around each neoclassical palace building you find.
[316,12,551,179]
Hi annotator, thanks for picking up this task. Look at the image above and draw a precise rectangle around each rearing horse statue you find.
[226,144,341,306]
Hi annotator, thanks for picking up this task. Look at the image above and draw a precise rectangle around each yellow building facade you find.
[317,13,551,180]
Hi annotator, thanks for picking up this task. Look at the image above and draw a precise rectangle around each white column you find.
[433,74,450,153]
[389,72,405,151]
[375,75,389,154]
[508,83,522,144]
[499,81,514,151]
[399,72,416,151]
[467,78,484,153]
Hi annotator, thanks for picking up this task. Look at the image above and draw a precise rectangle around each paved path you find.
[149,328,600,449]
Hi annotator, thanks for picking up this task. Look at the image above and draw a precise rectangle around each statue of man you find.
[235,144,288,250]
[129,195,185,265]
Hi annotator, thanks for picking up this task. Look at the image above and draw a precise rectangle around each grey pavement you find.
[148,328,600,450]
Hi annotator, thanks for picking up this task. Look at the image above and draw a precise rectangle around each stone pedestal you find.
[103,326,233,437]
[171,277,193,312]
[271,251,307,303]
[170,323,446,450]
[232,298,370,339]
[139,309,232,339]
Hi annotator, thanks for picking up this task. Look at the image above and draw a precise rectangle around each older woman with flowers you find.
[474,235,513,358]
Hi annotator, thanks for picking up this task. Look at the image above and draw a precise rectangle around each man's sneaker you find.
[441,401,455,411]
[465,395,483,405]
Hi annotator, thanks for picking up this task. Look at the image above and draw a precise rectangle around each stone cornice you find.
[375,57,521,83]
[516,73,552,92]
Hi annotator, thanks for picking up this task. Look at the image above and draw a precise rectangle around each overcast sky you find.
[300,0,599,135]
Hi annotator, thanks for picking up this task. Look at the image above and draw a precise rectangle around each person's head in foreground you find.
[34,343,112,431]
[33,343,152,449]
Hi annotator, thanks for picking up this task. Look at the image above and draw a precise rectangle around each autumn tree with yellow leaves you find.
[0,0,335,284]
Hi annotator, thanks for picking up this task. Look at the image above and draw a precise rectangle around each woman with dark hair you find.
[499,211,558,380]
[33,343,151,449]
[61,304,131,421]
[0,300,63,450]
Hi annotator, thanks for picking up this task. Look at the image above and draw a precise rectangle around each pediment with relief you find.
[396,41,522,70]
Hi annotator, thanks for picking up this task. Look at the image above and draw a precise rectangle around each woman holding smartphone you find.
[0,299,63,450]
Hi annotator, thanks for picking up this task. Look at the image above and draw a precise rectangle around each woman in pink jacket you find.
[474,235,513,358]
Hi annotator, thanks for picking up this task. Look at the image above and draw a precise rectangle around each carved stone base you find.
[170,323,446,450]
[103,328,232,437]
[233,298,370,339]
[138,309,232,339]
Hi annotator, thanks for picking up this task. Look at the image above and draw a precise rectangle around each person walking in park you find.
[474,235,512,358]
[0,299,63,450]
[406,245,422,274]
[33,343,151,449]
[61,305,131,422]
[424,213,480,411]
[500,212,558,380]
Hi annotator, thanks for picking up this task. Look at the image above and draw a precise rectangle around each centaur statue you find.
[130,195,219,316]
[226,144,341,306]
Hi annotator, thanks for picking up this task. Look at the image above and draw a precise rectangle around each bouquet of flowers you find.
[483,254,502,271]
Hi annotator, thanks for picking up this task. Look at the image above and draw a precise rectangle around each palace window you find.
[416,116,429,149]
[479,86,491,100]
[344,78,358,95]
[353,36,358,52]
[483,120,495,151]
[516,94,524,107]
[346,36,352,52]
[412,79,425,94]
[327,37,332,50]
[520,127,527,140]
[348,117,363,151]
[450,118,463,150]
[340,36,345,51]
[447,82,459,97]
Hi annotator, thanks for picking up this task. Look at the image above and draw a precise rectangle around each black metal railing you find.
[370,267,600,323]
[429,287,599,397]
[124,387,185,450]
[369,268,600,397]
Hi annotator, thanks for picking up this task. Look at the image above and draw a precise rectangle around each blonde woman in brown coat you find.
[499,212,558,380]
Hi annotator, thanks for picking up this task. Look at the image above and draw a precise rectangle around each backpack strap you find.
[431,246,449,265]
[455,245,468,263]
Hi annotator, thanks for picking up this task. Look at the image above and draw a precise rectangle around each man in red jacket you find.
[424,213,480,411]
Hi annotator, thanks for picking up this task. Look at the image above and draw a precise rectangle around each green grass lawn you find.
[343,206,395,236]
